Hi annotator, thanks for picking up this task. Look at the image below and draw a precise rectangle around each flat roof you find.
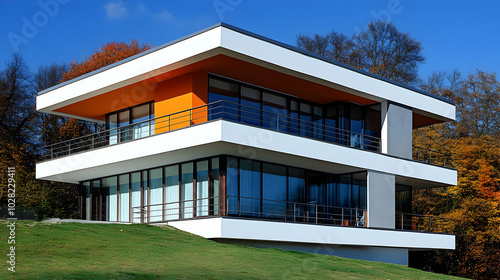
[38,23,454,106]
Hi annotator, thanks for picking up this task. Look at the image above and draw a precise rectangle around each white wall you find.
[381,102,413,159]
[367,171,395,229]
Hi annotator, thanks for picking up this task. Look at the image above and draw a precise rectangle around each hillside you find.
[0,221,461,279]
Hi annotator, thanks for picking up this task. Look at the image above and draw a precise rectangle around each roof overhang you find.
[37,23,455,125]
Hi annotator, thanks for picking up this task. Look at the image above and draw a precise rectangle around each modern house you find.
[36,23,457,265]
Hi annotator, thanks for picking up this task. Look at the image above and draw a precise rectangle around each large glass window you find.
[102,176,118,222]
[288,168,305,220]
[262,92,287,131]
[181,163,194,219]
[240,86,261,126]
[206,75,381,152]
[211,158,220,215]
[106,102,154,145]
[131,172,142,223]
[165,165,179,220]
[81,156,367,226]
[208,77,239,121]
[262,163,287,219]
[196,161,209,216]
[240,159,261,217]
[119,174,129,222]
[226,157,239,215]
[149,168,163,222]
[132,103,151,139]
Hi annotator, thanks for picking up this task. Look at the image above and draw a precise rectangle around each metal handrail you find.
[396,212,454,234]
[131,195,367,228]
[412,145,453,167]
[40,100,382,160]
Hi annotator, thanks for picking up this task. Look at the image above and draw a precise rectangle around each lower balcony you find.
[131,195,454,235]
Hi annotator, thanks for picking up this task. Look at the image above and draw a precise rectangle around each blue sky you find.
[1,0,499,81]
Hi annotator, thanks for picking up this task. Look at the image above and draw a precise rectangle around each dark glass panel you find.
[226,157,239,215]
[364,108,381,151]
[313,105,324,140]
[262,163,287,219]
[118,110,131,142]
[288,168,305,221]
[262,92,288,131]
[208,77,239,121]
[337,104,349,145]
[350,104,364,148]
[307,172,324,222]
[240,86,261,126]
[211,158,220,215]
[325,104,338,143]
[239,159,261,217]
[337,174,352,208]
[91,180,100,221]
[300,103,313,137]
[289,100,299,135]
[396,184,412,213]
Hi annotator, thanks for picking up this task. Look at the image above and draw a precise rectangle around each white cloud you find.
[104,1,128,19]
[154,10,174,21]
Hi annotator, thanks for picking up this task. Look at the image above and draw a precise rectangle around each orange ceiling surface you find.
[55,54,443,127]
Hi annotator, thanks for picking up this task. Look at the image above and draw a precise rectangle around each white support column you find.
[381,101,413,159]
[367,170,395,229]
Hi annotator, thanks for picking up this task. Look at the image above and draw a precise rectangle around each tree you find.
[62,39,151,82]
[296,20,425,85]
[454,70,500,137]
[352,20,425,85]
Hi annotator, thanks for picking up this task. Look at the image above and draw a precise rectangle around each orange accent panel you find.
[155,93,193,133]
[55,82,156,121]
[155,73,208,133]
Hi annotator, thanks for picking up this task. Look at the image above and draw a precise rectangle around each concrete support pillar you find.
[381,101,413,159]
[367,170,395,229]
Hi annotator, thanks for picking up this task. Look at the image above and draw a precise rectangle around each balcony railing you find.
[412,145,453,167]
[129,195,452,234]
[40,100,381,160]
[132,195,367,228]
[396,212,454,234]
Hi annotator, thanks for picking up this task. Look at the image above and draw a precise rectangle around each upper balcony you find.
[40,100,449,167]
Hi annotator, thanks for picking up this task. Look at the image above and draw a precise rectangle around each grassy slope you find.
[0,221,460,279]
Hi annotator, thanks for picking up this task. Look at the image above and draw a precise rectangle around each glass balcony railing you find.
[40,100,381,160]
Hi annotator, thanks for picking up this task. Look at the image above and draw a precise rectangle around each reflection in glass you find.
[181,163,194,219]
[165,165,179,220]
[197,161,209,216]
[119,174,129,222]
[262,163,287,218]
[240,159,261,217]
[149,168,163,222]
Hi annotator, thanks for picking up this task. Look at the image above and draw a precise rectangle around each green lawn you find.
[0,221,460,279]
